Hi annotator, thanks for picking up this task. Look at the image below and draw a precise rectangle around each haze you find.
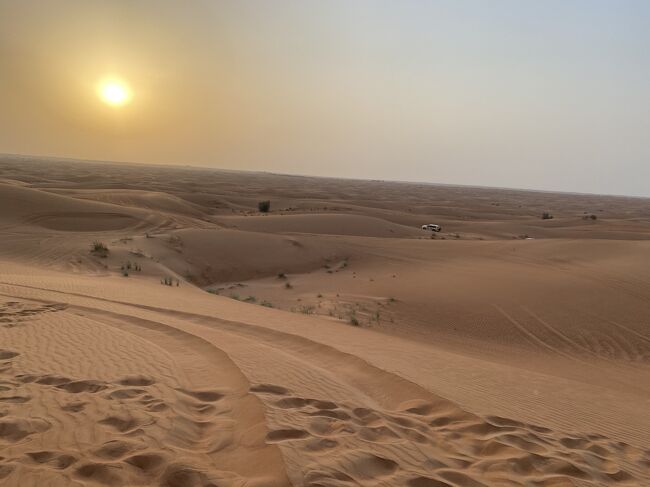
[1,0,649,196]
[2,3,650,483]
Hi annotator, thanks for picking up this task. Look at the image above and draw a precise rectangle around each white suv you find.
[421,224,442,232]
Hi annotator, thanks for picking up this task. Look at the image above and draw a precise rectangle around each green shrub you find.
[258,200,271,212]
[91,241,108,256]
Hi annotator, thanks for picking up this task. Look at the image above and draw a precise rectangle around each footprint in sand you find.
[0,350,19,361]
[0,395,30,404]
[249,383,289,395]
[175,388,223,402]
[25,450,78,469]
[99,414,148,434]
[0,463,15,480]
[139,397,169,412]
[158,463,224,487]
[16,374,108,394]
[74,462,124,485]
[116,376,156,387]
[92,440,145,460]
[266,428,310,443]
[57,379,108,394]
[107,388,147,400]
[0,302,67,327]
[123,452,167,476]
[0,417,50,443]
[61,401,87,413]
[407,477,453,487]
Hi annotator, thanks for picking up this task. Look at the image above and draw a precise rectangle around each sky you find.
[1,0,649,196]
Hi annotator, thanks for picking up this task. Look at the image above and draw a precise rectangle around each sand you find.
[0,154,648,486]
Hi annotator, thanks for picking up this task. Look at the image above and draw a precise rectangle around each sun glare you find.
[98,79,131,106]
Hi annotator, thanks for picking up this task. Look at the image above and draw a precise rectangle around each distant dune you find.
[0,155,648,486]
[214,213,424,238]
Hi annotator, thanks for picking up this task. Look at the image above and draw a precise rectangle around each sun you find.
[98,79,131,106]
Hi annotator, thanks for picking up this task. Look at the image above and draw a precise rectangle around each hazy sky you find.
[1,1,649,196]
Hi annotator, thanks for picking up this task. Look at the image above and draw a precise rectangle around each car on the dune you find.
[421,223,442,232]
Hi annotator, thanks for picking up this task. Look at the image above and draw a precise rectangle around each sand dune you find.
[48,189,210,219]
[0,155,648,486]
[0,183,138,223]
[215,214,425,238]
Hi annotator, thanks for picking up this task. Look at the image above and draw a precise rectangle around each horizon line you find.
[1,151,648,201]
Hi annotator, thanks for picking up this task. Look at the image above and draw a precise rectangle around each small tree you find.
[258,200,271,213]
[541,212,553,220]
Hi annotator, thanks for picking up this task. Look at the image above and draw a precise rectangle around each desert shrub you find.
[285,282,293,289]
[161,277,179,286]
[261,300,274,308]
[258,200,271,213]
[541,212,553,220]
[244,296,257,303]
[299,305,315,314]
[277,272,287,279]
[91,241,108,256]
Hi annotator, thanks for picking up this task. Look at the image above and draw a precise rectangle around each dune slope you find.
[0,155,648,486]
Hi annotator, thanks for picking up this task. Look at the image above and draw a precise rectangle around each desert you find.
[0,154,648,486]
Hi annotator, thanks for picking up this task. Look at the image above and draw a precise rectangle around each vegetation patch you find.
[91,241,109,257]
[258,200,271,213]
